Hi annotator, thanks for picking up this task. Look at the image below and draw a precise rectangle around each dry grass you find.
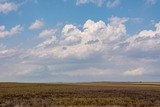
[0,82,160,107]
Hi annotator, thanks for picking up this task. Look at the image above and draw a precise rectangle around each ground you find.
[0,82,160,107]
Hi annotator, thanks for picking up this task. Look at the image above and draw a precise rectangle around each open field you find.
[0,82,160,107]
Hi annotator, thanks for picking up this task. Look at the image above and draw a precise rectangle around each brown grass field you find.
[0,82,160,107]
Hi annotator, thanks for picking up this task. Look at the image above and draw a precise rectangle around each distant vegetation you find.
[0,82,160,107]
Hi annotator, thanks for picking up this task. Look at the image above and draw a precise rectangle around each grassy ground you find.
[0,82,160,107]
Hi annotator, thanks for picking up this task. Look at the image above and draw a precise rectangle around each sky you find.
[0,0,160,82]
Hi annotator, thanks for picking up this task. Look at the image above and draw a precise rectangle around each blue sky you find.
[0,0,160,82]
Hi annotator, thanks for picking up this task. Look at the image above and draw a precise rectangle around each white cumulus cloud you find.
[39,29,57,38]
[29,19,44,30]
[0,2,18,14]
[29,17,127,59]
[1,17,160,82]
[0,25,23,38]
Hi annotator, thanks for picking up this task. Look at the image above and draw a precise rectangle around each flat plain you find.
[0,82,160,107]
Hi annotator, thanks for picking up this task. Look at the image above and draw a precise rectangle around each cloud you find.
[35,36,57,50]
[62,67,112,77]
[29,17,127,59]
[0,25,23,38]
[1,17,160,82]
[29,19,44,30]
[75,0,159,8]
[108,17,128,25]
[0,0,40,14]
[30,17,160,60]
[106,0,120,8]
[76,0,105,6]
[130,18,144,24]
[76,0,120,8]
[0,2,18,14]
[0,43,17,58]
[124,68,145,76]
[120,21,160,58]
[60,24,82,46]
[27,17,160,80]
[145,0,157,5]
[39,29,57,38]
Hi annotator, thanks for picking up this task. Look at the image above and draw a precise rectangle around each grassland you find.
[0,82,160,107]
